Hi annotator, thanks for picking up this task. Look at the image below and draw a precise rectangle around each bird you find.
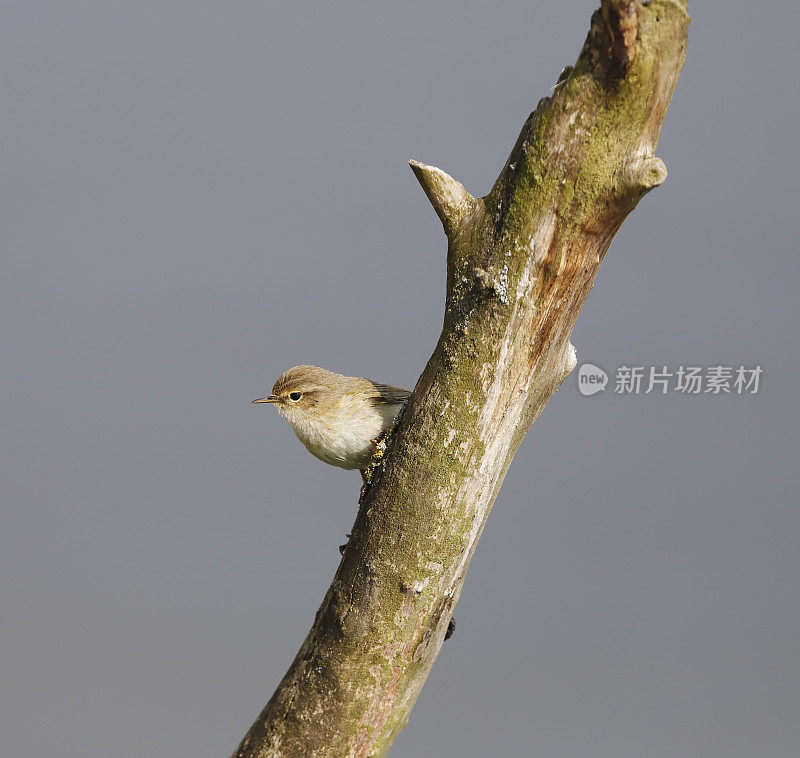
[252,365,411,474]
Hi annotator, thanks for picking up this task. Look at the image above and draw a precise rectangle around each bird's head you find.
[252,365,355,425]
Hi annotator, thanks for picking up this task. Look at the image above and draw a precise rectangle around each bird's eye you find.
[289,392,302,402]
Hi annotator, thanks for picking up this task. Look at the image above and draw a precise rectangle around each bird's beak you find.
[252,395,278,404]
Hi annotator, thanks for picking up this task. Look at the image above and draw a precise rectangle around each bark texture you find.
[234,2,689,756]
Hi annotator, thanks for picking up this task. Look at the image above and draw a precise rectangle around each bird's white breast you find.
[280,400,402,470]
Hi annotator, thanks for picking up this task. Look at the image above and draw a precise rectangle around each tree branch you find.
[233,2,689,756]
[408,160,476,239]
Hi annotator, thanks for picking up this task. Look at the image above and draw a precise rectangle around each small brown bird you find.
[252,365,411,472]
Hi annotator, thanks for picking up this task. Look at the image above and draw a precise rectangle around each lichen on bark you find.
[232,3,689,756]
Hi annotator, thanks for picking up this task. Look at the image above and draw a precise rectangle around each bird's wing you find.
[368,382,412,405]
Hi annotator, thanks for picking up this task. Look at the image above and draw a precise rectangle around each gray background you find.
[2,1,798,756]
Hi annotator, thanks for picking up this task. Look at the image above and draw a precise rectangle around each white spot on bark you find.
[479,362,493,392]
[531,208,558,264]
[497,265,510,305]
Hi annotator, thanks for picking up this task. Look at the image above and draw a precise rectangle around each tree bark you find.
[233,2,689,756]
